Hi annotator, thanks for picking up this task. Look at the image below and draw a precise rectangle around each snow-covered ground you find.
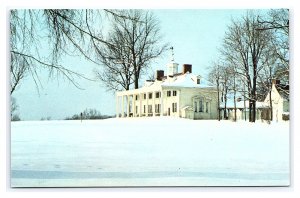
[10,118,290,187]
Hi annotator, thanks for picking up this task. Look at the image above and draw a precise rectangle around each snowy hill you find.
[11,118,289,187]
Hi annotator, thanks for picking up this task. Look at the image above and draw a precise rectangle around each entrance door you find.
[168,108,170,116]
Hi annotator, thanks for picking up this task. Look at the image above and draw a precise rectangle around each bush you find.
[11,114,21,121]
[65,108,113,120]
[282,113,289,121]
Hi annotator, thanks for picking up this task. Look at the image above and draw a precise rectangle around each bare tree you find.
[225,63,239,122]
[93,10,168,91]
[10,53,27,94]
[92,20,135,91]
[255,9,289,121]
[221,11,274,122]
[219,65,231,120]
[257,9,289,94]
[208,62,222,121]
[10,9,108,94]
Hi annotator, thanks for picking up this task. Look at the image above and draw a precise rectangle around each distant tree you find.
[12,115,21,122]
[65,108,113,120]
[40,116,51,121]
[93,10,168,91]
[11,97,21,121]
[82,108,102,119]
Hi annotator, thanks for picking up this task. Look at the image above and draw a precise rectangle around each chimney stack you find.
[271,79,280,85]
[156,70,164,81]
[183,64,192,74]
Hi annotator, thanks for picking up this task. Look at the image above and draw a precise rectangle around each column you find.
[160,90,164,117]
[133,94,136,117]
[177,90,180,117]
[146,92,149,117]
[139,93,142,117]
[121,95,124,118]
[152,91,155,117]
[116,95,119,118]
[127,95,130,117]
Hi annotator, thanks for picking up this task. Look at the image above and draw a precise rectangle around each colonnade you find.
[116,88,183,118]
[116,90,164,118]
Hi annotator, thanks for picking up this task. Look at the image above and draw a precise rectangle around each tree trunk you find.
[252,100,256,122]
[217,80,220,121]
[224,89,227,120]
[233,90,237,122]
[233,75,237,122]
[252,61,257,122]
[134,74,139,89]
[249,100,252,122]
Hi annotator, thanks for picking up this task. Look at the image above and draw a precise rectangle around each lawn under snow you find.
[10,117,290,187]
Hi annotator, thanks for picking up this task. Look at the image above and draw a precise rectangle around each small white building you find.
[220,100,268,121]
[220,79,289,121]
[264,80,289,121]
[116,61,219,119]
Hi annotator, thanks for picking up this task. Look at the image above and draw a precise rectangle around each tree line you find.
[65,108,114,120]
[208,9,289,122]
[11,106,113,121]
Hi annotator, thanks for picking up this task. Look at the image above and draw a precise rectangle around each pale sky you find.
[12,9,255,120]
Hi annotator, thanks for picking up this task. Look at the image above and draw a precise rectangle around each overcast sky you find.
[12,9,257,121]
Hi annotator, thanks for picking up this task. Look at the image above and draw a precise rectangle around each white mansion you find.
[116,60,219,119]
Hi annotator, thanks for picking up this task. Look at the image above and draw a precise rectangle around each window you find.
[155,104,161,113]
[143,105,146,113]
[148,105,152,113]
[135,95,139,100]
[194,101,197,112]
[206,102,209,113]
[167,91,171,97]
[199,99,203,112]
[172,103,177,113]
[144,94,146,99]
[149,93,152,99]
[155,92,160,98]
[173,90,177,96]
[197,79,200,84]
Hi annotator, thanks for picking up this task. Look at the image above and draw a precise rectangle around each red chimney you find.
[183,64,192,74]
[156,70,164,81]
[272,79,280,85]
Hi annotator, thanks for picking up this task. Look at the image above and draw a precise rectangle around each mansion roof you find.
[161,72,213,88]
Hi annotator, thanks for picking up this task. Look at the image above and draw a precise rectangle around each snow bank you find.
[10,118,289,187]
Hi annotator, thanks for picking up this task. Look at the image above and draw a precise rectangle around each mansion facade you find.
[116,61,219,120]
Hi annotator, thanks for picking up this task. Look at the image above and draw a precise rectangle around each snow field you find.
[11,117,290,187]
